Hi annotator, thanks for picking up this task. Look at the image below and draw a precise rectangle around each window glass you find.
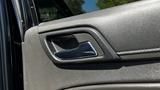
[35,0,139,22]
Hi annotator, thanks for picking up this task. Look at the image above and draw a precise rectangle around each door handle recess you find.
[40,27,120,64]
[54,42,97,60]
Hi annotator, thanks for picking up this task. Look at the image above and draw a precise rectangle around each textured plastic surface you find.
[23,0,160,90]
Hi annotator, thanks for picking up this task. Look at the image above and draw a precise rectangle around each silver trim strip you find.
[117,48,160,55]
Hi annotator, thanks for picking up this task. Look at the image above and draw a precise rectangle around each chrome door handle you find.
[54,42,97,60]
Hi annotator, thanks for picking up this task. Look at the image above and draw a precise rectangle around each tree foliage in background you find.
[64,0,85,14]
[38,0,140,21]
[97,0,139,9]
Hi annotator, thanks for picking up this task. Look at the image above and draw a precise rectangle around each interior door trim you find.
[65,83,160,90]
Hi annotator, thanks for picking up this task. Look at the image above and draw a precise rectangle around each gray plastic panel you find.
[23,0,160,90]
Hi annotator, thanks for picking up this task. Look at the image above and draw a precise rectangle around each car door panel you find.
[23,0,160,90]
